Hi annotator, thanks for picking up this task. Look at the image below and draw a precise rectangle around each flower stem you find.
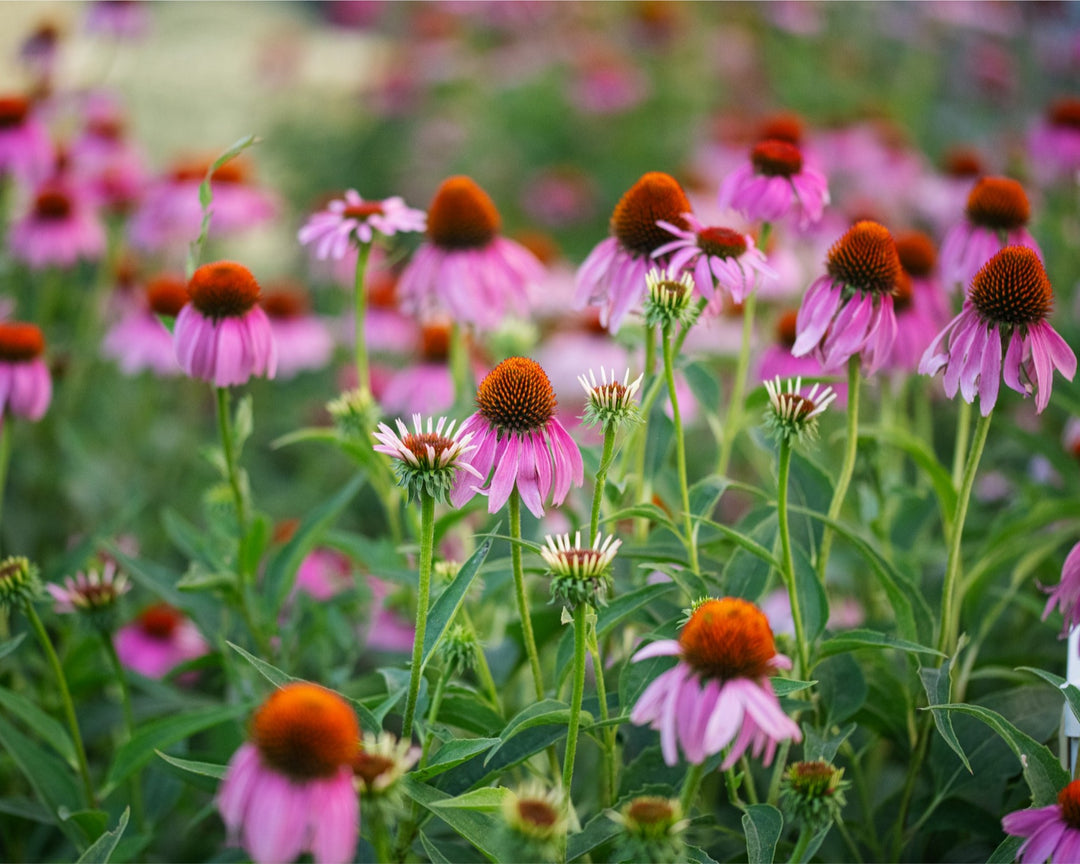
[631,326,658,542]
[509,490,545,702]
[352,242,372,394]
[662,323,699,576]
[778,438,811,678]
[449,322,470,407]
[680,761,706,813]
[589,426,616,543]
[937,410,992,655]
[587,624,616,808]
[789,824,814,864]
[100,631,146,831]
[717,289,759,478]
[419,659,456,769]
[950,399,972,492]
[24,602,96,808]
[459,605,499,707]
[402,492,436,741]
[561,604,588,796]
[816,356,861,583]
[0,420,11,541]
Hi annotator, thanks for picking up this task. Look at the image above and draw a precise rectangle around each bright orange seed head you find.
[965,176,1029,231]
[427,175,501,250]
[894,231,937,278]
[751,139,803,178]
[0,323,45,362]
[187,261,260,319]
[1059,779,1080,829]
[826,220,901,295]
[969,246,1052,327]
[697,226,747,259]
[776,309,799,348]
[611,172,691,256]
[146,275,189,318]
[0,96,30,128]
[251,683,359,780]
[138,603,183,639]
[476,356,556,434]
[679,598,778,681]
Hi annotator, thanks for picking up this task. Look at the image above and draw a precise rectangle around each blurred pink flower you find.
[298,189,426,261]
[717,139,829,230]
[0,322,52,429]
[1028,97,1080,184]
[67,93,147,214]
[9,180,106,270]
[294,548,353,602]
[102,273,188,377]
[0,94,54,184]
[259,284,335,379]
[85,0,150,38]
[114,603,209,678]
[1043,542,1080,636]
[379,323,457,417]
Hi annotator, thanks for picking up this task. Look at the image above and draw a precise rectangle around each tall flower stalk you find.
[816,356,861,582]
[351,241,372,394]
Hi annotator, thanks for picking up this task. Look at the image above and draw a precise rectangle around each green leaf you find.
[402,777,519,862]
[186,134,258,275]
[793,544,828,642]
[859,425,957,529]
[802,722,855,763]
[232,394,253,454]
[155,751,228,780]
[689,476,729,519]
[263,474,365,616]
[0,684,77,767]
[430,786,512,813]
[485,699,583,766]
[420,832,455,864]
[816,630,945,663]
[928,702,1070,805]
[75,807,129,864]
[103,703,246,795]
[226,640,296,687]
[771,678,816,697]
[1018,666,1080,728]
[987,835,1024,864]
[695,514,783,571]
[816,654,866,727]
[414,739,499,781]
[568,812,621,861]
[162,508,227,571]
[604,503,676,532]
[920,653,970,773]
[683,360,722,418]
[0,632,25,660]
[742,804,783,864]
[421,530,497,671]
[104,545,186,608]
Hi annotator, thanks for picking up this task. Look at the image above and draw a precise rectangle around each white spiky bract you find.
[763,376,837,442]
[540,531,622,580]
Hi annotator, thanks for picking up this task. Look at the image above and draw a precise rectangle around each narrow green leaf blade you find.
[75,807,129,864]
[421,530,497,670]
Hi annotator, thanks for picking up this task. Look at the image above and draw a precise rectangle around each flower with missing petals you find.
[217,683,360,864]
[450,357,584,518]
[1002,778,1080,864]
[717,138,829,229]
[298,189,426,260]
[579,366,643,431]
[644,268,697,329]
[47,561,130,630]
[353,731,420,798]
[398,175,544,330]
[939,176,1041,291]
[919,246,1075,415]
[764,376,836,444]
[792,220,902,374]
[541,531,621,608]
[779,760,849,832]
[372,414,481,503]
[630,597,801,767]
[1042,541,1080,636]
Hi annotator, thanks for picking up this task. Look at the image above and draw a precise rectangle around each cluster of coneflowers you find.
[2,7,1080,864]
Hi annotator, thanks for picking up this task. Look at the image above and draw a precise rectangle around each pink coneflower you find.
[114,603,209,678]
[919,246,1076,415]
[574,171,693,332]
[398,175,544,330]
[129,156,276,253]
[379,323,457,417]
[102,273,187,376]
[887,233,950,372]
[792,220,902,375]
[1029,98,1080,183]
[1042,541,1080,636]
[1002,778,1080,864]
[260,284,335,379]
[47,560,130,615]
[9,180,106,270]
[0,95,54,184]
[0,322,52,429]
[68,94,147,214]
[293,548,352,602]
[629,597,801,767]
[450,357,583,518]
[915,146,987,233]
[174,261,277,387]
[717,139,829,230]
[757,310,846,407]
[217,682,359,864]
[297,189,426,260]
[938,176,1041,292]
[652,212,775,304]
[568,48,650,116]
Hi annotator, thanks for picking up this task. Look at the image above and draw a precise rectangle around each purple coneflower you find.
[1028,98,1080,184]
[259,284,335,379]
[792,220,902,375]
[757,310,847,407]
[919,246,1076,415]
[297,189,426,260]
[717,138,829,230]
[450,356,583,518]
[630,597,801,767]
[652,212,775,305]
[1002,778,1080,864]
[9,180,106,270]
[0,322,51,429]
[373,413,481,504]
[0,95,53,184]
[114,603,209,679]
[174,261,277,387]
[47,560,130,615]
[887,233,949,372]
[1042,541,1080,636]
[574,171,693,332]
[939,176,1040,291]
[102,273,187,376]
[217,682,360,864]
[398,175,544,330]
[379,323,457,417]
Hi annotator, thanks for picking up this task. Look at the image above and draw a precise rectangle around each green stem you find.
[402,493,436,740]
[816,357,861,582]
[587,623,616,808]
[662,323,698,576]
[353,243,372,395]
[765,739,791,806]
[215,387,249,549]
[950,400,972,494]
[509,490,545,703]
[372,811,394,864]
[739,755,760,804]
[561,604,588,795]
[717,289,758,478]
[778,438,811,677]
[680,761,706,813]
[937,410,992,655]
[100,631,146,831]
[459,605,499,707]
[789,825,814,864]
[25,603,96,807]
[449,322,470,407]
[589,426,616,542]
[0,420,11,542]
[420,660,456,769]
[630,326,658,542]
